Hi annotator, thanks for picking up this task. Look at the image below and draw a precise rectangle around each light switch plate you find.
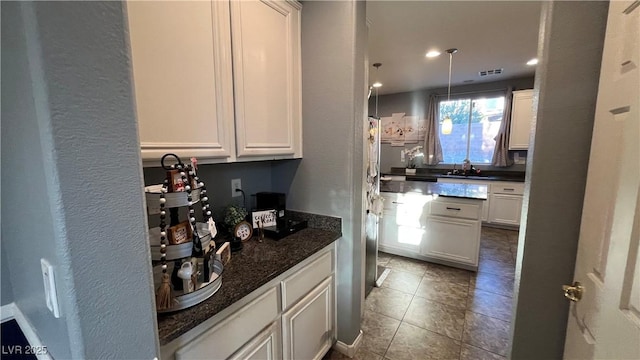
[41,258,60,318]
[400,150,406,162]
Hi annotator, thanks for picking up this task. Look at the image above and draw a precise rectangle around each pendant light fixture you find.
[441,48,458,135]
[372,63,382,118]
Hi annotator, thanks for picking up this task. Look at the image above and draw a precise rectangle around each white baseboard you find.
[333,330,363,358]
[1,302,16,323]
[1,302,52,360]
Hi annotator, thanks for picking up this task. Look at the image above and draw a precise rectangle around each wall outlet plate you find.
[231,178,242,197]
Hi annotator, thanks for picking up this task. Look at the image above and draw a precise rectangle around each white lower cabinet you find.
[488,193,523,226]
[168,245,335,360]
[437,178,524,227]
[379,193,482,270]
[282,277,333,360]
[424,216,480,266]
[175,288,279,360]
[379,211,425,254]
[379,193,429,253]
[435,178,489,221]
[488,181,524,226]
[229,321,281,360]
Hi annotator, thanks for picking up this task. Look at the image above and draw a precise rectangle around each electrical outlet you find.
[231,178,242,197]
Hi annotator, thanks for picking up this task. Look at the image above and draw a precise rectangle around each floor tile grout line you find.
[466,309,512,324]
[461,341,509,359]
[395,319,468,358]
[381,294,413,359]
[411,292,468,312]
[362,307,402,358]
[401,317,464,343]
[374,228,517,359]
[459,269,473,360]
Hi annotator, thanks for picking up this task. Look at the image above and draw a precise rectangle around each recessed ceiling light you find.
[372,82,382,88]
[526,58,538,66]
[425,50,441,58]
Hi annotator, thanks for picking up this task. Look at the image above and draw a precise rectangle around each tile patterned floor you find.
[325,226,519,360]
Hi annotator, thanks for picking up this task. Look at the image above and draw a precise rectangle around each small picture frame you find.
[166,170,186,192]
[251,210,277,229]
[168,221,193,245]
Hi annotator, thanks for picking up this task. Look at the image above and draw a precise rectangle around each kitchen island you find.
[159,214,340,360]
[379,180,488,271]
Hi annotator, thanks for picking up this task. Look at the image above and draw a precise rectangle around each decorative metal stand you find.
[146,154,222,313]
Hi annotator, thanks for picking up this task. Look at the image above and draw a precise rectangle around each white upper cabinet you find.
[230,0,302,159]
[127,1,235,163]
[127,0,302,164]
[509,89,534,150]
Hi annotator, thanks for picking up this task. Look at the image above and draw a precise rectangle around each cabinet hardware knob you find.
[503,188,515,191]
[446,207,461,211]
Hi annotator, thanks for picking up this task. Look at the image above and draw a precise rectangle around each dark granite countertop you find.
[157,227,340,345]
[380,180,488,200]
[384,168,525,183]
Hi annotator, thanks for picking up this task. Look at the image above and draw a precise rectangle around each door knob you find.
[562,281,584,302]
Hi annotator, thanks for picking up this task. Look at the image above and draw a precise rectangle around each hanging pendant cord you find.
[447,52,453,102]
[375,87,379,118]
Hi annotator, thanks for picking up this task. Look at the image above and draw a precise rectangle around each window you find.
[438,95,505,164]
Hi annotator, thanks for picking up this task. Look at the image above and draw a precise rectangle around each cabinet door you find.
[379,196,428,253]
[230,0,302,159]
[423,217,480,266]
[480,200,489,222]
[175,288,279,360]
[282,276,333,360]
[229,321,281,360]
[488,194,523,226]
[508,89,534,150]
[127,1,235,163]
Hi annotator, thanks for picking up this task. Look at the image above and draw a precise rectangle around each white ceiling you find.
[367,1,542,95]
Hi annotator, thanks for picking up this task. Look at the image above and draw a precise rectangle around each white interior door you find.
[563,1,640,359]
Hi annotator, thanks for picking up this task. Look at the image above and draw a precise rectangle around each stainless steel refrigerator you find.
[364,116,381,297]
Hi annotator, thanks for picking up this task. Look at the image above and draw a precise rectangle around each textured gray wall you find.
[1,244,13,306]
[372,77,535,172]
[510,1,608,358]
[1,3,74,357]
[2,2,159,358]
[273,0,367,345]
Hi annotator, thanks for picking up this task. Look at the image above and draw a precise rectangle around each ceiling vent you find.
[478,68,503,77]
